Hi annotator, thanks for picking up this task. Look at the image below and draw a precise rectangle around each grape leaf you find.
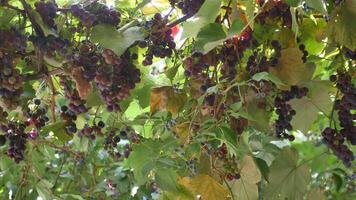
[252,72,285,87]
[289,80,334,134]
[286,0,300,7]
[91,24,144,56]
[127,140,159,185]
[307,188,326,200]
[305,0,327,14]
[0,8,16,27]
[328,0,356,50]
[228,19,245,37]
[299,18,327,55]
[40,122,72,142]
[127,138,177,185]
[269,48,315,88]
[228,155,261,200]
[179,175,229,200]
[155,167,178,192]
[182,0,222,39]
[150,86,187,116]
[36,179,53,200]
[195,23,227,53]
[264,147,311,200]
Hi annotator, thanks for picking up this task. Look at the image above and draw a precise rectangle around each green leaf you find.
[127,139,177,185]
[33,12,58,37]
[264,147,311,200]
[36,179,53,200]
[165,65,179,81]
[228,19,245,37]
[299,18,327,55]
[41,122,72,142]
[91,24,144,56]
[195,23,227,53]
[0,8,16,27]
[215,125,238,157]
[290,80,334,133]
[86,88,104,107]
[328,0,356,50]
[127,142,155,185]
[252,72,285,86]
[228,155,261,200]
[155,167,178,192]
[286,0,300,7]
[254,157,270,182]
[244,0,256,30]
[305,0,327,14]
[245,100,272,133]
[182,0,222,39]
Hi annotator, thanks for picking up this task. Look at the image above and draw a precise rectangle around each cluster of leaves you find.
[0,0,355,200]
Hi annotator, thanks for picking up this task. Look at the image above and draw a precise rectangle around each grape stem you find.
[168,14,192,28]
[19,0,45,37]
[24,68,64,81]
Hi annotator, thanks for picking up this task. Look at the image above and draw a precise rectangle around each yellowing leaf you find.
[71,67,92,99]
[179,175,229,200]
[173,122,190,144]
[150,86,187,116]
[328,0,356,50]
[228,155,261,200]
[269,48,315,88]
[307,188,326,200]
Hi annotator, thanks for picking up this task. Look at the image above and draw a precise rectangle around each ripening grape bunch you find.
[70,2,121,27]
[140,13,176,66]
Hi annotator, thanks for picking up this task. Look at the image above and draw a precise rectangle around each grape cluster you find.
[2,122,27,163]
[60,76,88,114]
[104,130,123,159]
[60,105,78,135]
[140,14,176,66]
[104,128,139,159]
[35,0,58,29]
[342,48,356,60]
[85,2,121,26]
[183,53,209,78]
[220,29,253,80]
[0,30,26,107]
[73,42,101,81]
[29,35,70,58]
[322,128,354,166]
[0,101,49,162]
[274,86,309,140]
[256,1,292,28]
[331,72,356,145]
[70,2,120,27]
[23,99,49,138]
[169,0,205,16]
[95,50,141,111]
[78,121,105,140]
